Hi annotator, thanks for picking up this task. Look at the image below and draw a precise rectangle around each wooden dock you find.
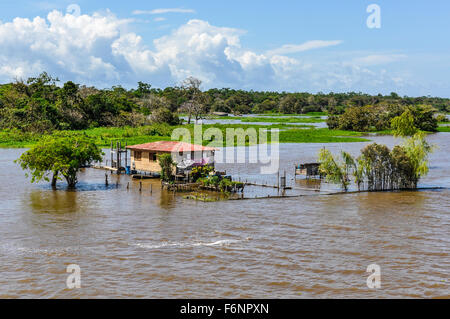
[244,182,292,190]
[92,165,118,172]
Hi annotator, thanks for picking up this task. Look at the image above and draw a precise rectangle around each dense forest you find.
[0,72,449,134]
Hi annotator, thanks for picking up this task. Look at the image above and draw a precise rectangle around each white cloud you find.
[0,10,133,86]
[267,40,342,56]
[133,8,195,15]
[0,10,420,94]
[353,54,407,66]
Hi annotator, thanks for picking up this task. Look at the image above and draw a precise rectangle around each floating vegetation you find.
[183,192,228,202]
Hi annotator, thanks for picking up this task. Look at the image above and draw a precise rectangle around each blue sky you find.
[0,0,449,97]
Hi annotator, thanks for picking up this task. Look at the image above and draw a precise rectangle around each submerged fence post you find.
[105,173,109,186]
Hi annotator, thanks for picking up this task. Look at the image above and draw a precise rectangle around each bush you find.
[191,165,214,182]
[151,107,180,125]
[158,153,175,182]
[436,114,449,122]
[328,104,438,132]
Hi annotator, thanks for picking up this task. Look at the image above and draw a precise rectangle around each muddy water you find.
[0,133,449,298]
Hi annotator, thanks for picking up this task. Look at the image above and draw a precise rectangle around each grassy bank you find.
[4,122,447,149]
[258,112,328,117]
[279,128,369,143]
[0,123,371,148]
[239,116,325,124]
[437,126,450,132]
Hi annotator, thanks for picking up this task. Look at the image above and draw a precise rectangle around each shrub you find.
[158,153,175,182]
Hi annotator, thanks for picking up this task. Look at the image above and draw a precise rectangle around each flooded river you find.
[0,133,448,298]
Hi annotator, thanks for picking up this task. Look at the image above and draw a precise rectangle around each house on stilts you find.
[126,141,217,178]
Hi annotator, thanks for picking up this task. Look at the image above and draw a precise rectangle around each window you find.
[134,151,142,161]
[149,153,157,161]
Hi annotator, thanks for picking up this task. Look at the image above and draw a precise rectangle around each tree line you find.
[326,103,440,132]
[1,72,449,134]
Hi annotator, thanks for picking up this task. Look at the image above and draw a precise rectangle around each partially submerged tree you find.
[358,143,393,191]
[318,133,433,191]
[158,153,175,182]
[391,109,434,188]
[16,133,103,188]
[318,149,354,191]
[402,132,433,188]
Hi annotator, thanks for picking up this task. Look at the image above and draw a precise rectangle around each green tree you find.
[402,132,433,188]
[16,133,103,188]
[151,107,180,125]
[359,143,393,191]
[318,148,353,191]
[158,153,175,182]
[338,106,372,131]
[409,105,438,132]
[391,109,418,137]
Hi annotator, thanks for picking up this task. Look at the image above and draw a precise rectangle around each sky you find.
[0,0,449,97]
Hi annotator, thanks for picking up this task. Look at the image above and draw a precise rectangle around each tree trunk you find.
[64,171,78,189]
[51,171,59,188]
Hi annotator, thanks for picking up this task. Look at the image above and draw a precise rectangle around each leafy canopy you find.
[16,132,103,188]
[391,109,418,137]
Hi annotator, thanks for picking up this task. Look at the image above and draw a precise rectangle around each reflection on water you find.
[29,190,79,214]
[0,134,449,298]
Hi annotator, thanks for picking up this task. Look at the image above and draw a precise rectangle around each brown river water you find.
[0,133,448,298]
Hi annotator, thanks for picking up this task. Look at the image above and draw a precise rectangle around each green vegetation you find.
[318,149,354,191]
[1,72,447,151]
[197,175,244,193]
[238,116,325,124]
[257,112,328,117]
[158,153,175,182]
[278,128,369,143]
[0,124,371,148]
[191,165,214,181]
[319,117,434,191]
[391,109,418,137]
[319,137,433,191]
[16,133,103,188]
[183,192,228,202]
[1,72,449,136]
[327,104,438,132]
[437,126,450,132]
[436,114,449,123]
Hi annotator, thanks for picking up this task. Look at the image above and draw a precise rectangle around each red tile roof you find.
[126,141,217,152]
